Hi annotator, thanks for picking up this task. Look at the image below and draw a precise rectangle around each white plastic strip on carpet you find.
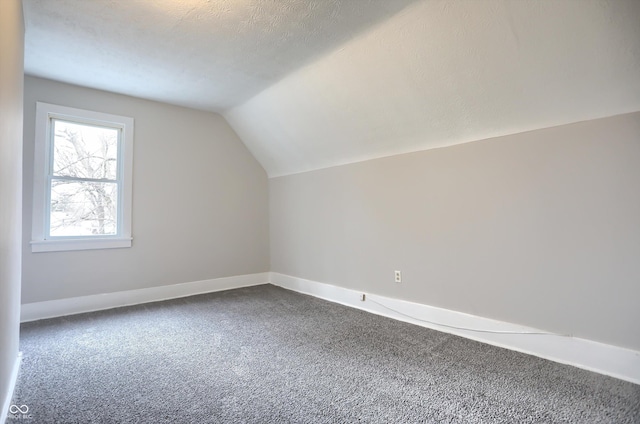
[269,272,640,385]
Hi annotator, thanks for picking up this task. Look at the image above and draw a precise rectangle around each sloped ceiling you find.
[226,0,640,177]
[22,0,419,111]
[23,0,640,178]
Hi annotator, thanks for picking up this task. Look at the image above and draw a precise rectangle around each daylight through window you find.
[50,119,119,236]
[32,103,134,252]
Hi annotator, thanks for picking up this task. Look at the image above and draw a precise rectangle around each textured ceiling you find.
[23,0,640,177]
[227,0,640,176]
[22,0,419,111]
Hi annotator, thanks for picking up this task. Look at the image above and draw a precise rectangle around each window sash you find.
[46,178,122,239]
[44,118,124,239]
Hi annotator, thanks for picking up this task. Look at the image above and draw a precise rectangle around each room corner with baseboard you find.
[6,0,640,422]
[13,285,640,422]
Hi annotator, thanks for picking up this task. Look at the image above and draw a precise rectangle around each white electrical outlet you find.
[394,270,402,283]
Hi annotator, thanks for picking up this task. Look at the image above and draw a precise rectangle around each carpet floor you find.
[8,284,640,423]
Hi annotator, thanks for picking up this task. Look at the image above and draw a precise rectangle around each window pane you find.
[53,119,118,180]
[50,180,118,236]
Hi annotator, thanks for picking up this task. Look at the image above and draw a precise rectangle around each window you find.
[31,102,134,252]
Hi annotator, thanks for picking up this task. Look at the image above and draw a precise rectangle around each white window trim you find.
[32,102,134,253]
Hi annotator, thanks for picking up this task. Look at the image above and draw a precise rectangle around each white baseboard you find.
[21,272,269,322]
[269,272,640,385]
[1,352,22,424]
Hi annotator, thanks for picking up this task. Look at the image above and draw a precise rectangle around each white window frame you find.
[31,102,134,253]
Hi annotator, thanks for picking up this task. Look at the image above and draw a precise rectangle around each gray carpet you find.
[8,284,640,423]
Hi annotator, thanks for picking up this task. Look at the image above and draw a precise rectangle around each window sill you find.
[31,237,133,253]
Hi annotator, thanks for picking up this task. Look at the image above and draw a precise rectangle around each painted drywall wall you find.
[22,76,269,304]
[227,0,640,177]
[270,113,640,351]
[0,0,24,413]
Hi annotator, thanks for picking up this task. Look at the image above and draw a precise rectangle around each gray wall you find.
[0,0,24,411]
[270,112,640,351]
[22,76,269,304]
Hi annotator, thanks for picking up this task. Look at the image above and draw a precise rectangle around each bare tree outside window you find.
[50,120,119,236]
